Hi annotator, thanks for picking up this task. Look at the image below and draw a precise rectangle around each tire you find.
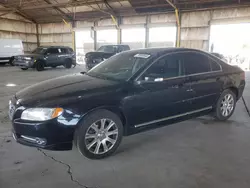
[214,89,236,121]
[21,68,28,70]
[36,61,44,71]
[51,65,57,68]
[75,110,123,159]
[64,59,72,69]
[9,57,14,66]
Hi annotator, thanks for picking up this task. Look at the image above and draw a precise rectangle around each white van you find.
[0,39,24,65]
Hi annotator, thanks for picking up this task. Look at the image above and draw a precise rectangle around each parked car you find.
[0,39,24,65]
[9,48,245,159]
[13,46,76,71]
[85,44,130,70]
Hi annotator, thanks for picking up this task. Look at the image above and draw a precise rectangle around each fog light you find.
[20,135,47,145]
[35,138,46,145]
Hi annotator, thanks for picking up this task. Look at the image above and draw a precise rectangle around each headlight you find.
[21,108,63,121]
[24,57,32,60]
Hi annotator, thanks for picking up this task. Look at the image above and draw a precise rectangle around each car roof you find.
[101,44,129,47]
[39,46,72,48]
[122,47,207,56]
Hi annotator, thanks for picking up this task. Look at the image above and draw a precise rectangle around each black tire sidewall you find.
[64,59,72,69]
[36,61,44,71]
[9,57,14,66]
[75,110,123,159]
[215,89,236,121]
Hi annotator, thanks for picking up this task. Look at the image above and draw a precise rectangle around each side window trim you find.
[135,51,223,82]
[136,52,185,82]
[209,57,223,72]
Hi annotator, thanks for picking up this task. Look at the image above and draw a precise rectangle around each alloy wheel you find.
[85,119,119,155]
[220,94,234,117]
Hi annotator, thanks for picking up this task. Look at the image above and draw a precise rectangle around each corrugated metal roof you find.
[0,0,250,23]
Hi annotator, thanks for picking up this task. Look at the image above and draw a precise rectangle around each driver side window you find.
[141,53,184,82]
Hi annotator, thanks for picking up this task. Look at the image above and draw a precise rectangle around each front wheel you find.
[36,61,44,71]
[75,110,123,159]
[214,89,236,121]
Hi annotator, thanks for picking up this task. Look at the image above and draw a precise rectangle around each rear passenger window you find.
[60,48,67,53]
[210,59,221,71]
[47,48,59,54]
[183,53,211,75]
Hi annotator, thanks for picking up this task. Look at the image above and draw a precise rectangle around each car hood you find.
[85,52,115,59]
[14,53,42,58]
[16,73,120,107]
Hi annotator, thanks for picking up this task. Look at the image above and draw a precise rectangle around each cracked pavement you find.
[1,65,250,188]
[37,148,88,188]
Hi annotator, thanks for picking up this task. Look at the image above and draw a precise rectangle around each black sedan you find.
[9,48,245,159]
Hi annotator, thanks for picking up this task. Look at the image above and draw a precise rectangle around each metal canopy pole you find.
[166,0,181,47]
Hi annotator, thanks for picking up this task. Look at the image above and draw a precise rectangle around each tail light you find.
[240,71,245,80]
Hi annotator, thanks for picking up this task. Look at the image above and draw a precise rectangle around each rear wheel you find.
[21,68,28,70]
[214,89,236,121]
[75,110,123,159]
[64,59,72,69]
[36,61,44,71]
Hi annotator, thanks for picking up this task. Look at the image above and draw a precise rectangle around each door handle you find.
[186,88,193,92]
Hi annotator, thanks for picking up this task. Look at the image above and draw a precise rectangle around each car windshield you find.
[32,47,47,54]
[87,52,151,81]
[97,46,117,53]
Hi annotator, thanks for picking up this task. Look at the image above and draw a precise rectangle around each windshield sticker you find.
[134,54,151,58]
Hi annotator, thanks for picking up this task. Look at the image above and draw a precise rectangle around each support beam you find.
[175,9,181,47]
[145,15,149,48]
[43,0,72,21]
[93,22,97,50]
[117,17,122,44]
[0,2,37,23]
[0,10,16,17]
[36,24,40,47]
[72,21,76,51]
[165,0,180,47]
[0,0,120,11]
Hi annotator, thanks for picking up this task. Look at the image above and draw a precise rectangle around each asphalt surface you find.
[0,65,250,188]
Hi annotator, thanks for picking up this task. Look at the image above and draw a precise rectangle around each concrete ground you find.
[0,65,250,188]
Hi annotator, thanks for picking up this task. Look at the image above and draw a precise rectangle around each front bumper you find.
[11,107,82,150]
[14,60,35,68]
[0,57,10,63]
[12,131,72,150]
